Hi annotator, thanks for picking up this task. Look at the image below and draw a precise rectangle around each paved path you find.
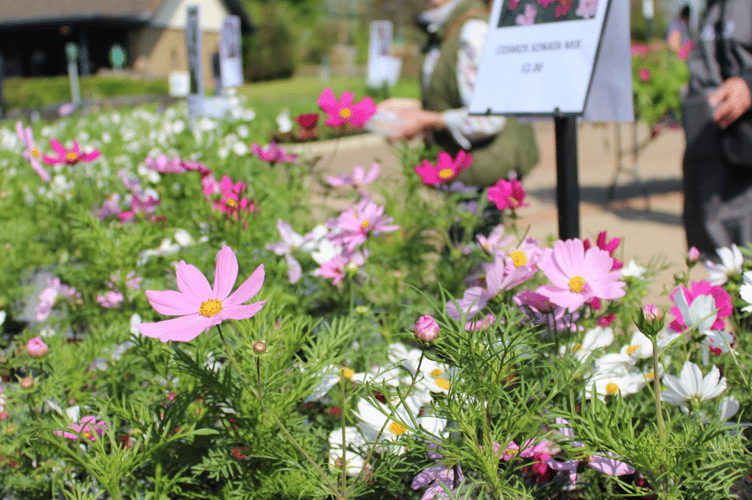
[302,121,693,306]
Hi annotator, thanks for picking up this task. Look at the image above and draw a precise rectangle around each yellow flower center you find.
[339,108,352,119]
[32,148,40,158]
[509,196,519,207]
[438,168,454,179]
[225,198,237,208]
[199,299,223,317]
[626,344,640,356]
[430,369,443,379]
[568,276,585,293]
[389,421,408,435]
[340,367,354,379]
[605,382,619,395]
[435,378,450,390]
[510,250,527,267]
[65,152,78,161]
[506,448,519,457]
[361,219,370,230]
[571,343,582,353]
[82,431,93,440]
[646,370,655,380]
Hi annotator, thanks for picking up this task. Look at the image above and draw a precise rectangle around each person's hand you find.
[708,77,752,129]
[388,109,444,141]
[376,98,422,115]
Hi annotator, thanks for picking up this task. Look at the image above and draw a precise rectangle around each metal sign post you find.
[554,116,580,239]
[65,42,81,104]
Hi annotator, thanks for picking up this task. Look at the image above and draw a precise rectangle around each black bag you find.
[720,111,752,168]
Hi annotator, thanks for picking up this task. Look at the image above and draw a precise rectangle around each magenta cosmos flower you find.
[251,142,297,164]
[415,151,473,186]
[317,88,376,128]
[27,337,49,357]
[537,239,626,312]
[487,178,529,210]
[55,416,108,441]
[669,280,732,332]
[137,246,266,342]
[583,230,622,270]
[15,121,51,181]
[43,139,100,166]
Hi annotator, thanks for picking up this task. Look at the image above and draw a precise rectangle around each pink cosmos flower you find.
[327,163,380,190]
[537,239,626,313]
[55,416,108,441]
[27,337,49,357]
[317,250,368,285]
[639,68,651,82]
[137,246,266,342]
[583,230,622,270]
[15,121,50,181]
[117,194,161,222]
[331,198,399,252]
[669,281,732,332]
[555,0,572,17]
[688,246,701,262]
[58,103,76,117]
[487,178,529,210]
[317,88,376,128]
[412,444,464,500]
[575,0,598,18]
[630,43,649,57]
[97,290,125,309]
[538,0,556,7]
[477,225,514,255]
[415,151,473,186]
[266,219,308,284]
[517,4,537,25]
[144,154,211,175]
[97,193,122,220]
[514,290,581,333]
[43,139,100,166]
[214,175,257,219]
[251,142,297,164]
[549,418,634,485]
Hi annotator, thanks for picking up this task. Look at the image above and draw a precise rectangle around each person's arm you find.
[442,19,505,150]
[668,30,682,54]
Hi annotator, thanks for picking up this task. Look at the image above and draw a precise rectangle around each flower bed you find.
[0,88,750,500]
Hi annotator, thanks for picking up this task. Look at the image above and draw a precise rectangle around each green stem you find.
[216,325,341,498]
[340,375,347,496]
[651,336,666,446]
[256,357,263,398]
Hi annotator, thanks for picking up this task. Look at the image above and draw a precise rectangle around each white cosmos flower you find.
[661,362,726,411]
[701,329,735,366]
[619,331,653,363]
[0,311,5,328]
[355,398,446,454]
[740,271,752,313]
[674,290,716,333]
[620,260,646,278]
[329,427,368,475]
[705,244,743,285]
[588,370,644,400]
[560,326,614,361]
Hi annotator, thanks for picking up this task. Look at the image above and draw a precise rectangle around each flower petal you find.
[219,301,266,321]
[224,264,265,308]
[213,246,239,300]
[145,289,200,316]
[137,314,208,342]
[175,261,212,301]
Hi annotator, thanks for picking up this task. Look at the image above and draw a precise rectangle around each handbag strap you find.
[716,0,730,80]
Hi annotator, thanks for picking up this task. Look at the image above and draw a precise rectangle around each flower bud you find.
[26,337,49,358]
[20,377,34,389]
[253,341,267,354]
[415,315,439,343]
[687,246,700,262]
[642,304,663,322]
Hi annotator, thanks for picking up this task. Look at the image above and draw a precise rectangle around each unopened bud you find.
[687,246,700,262]
[415,315,439,343]
[642,304,663,322]
[20,377,34,389]
[253,341,267,354]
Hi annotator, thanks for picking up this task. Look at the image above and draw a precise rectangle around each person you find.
[666,4,691,56]
[682,0,752,256]
[378,0,539,188]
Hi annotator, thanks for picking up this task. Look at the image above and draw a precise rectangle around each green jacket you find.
[422,0,540,187]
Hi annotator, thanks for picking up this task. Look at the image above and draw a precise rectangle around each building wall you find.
[129,27,221,88]
[152,0,230,31]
